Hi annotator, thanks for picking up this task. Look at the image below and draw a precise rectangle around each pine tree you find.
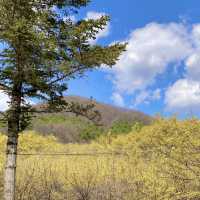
[0,0,126,199]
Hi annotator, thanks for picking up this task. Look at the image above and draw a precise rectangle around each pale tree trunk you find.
[4,91,21,200]
[3,36,23,200]
[4,135,18,200]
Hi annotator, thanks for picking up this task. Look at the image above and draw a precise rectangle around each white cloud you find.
[107,23,192,95]
[86,11,110,45]
[134,91,150,106]
[165,79,200,113]
[185,52,200,81]
[111,93,125,107]
[164,24,200,113]
[104,22,200,112]
[184,24,200,82]
[0,91,9,112]
[133,89,161,106]
[192,24,200,48]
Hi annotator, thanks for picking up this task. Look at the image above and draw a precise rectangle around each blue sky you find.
[66,0,200,117]
[1,0,200,117]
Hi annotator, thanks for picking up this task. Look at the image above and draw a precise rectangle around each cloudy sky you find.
[1,0,200,117]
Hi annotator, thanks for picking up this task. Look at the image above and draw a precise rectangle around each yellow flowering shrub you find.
[0,119,199,199]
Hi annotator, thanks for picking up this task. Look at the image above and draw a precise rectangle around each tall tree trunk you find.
[4,134,18,200]
[4,90,21,200]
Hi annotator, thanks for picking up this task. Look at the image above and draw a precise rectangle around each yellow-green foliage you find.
[0,119,200,200]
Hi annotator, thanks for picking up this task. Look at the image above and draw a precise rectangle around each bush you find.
[110,120,143,135]
[79,124,104,141]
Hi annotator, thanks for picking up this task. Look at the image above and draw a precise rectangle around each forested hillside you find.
[30,96,152,143]
[0,118,199,199]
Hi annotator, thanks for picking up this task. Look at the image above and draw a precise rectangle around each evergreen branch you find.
[48,65,89,85]
[0,83,10,90]
[33,101,102,125]
[0,111,6,118]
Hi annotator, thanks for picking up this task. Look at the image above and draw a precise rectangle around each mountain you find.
[29,96,153,143]
[64,96,152,126]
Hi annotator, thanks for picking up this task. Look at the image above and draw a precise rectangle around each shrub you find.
[79,124,104,141]
[0,118,200,199]
[110,120,143,135]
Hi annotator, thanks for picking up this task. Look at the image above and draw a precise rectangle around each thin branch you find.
[0,111,6,117]
[48,65,92,85]
[0,83,10,90]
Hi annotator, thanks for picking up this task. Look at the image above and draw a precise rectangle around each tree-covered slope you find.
[30,96,152,143]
